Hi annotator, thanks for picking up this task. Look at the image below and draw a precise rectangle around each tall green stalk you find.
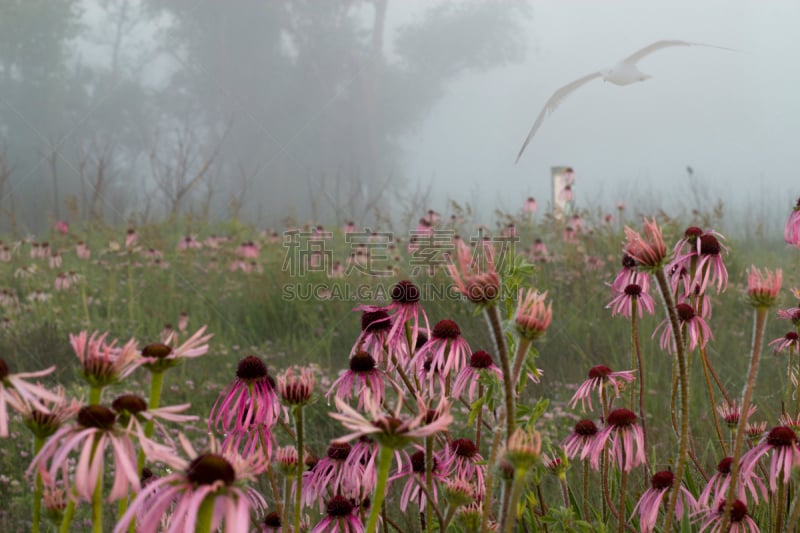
[293,406,304,533]
[32,435,45,533]
[137,370,164,473]
[721,307,769,529]
[195,495,215,533]
[366,445,394,533]
[654,269,688,532]
[485,305,514,442]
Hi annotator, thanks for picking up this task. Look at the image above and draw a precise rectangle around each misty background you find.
[1,0,797,235]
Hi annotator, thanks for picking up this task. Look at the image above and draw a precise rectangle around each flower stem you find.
[137,370,164,473]
[502,473,525,533]
[630,300,649,477]
[366,445,394,533]
[425,436,434,533]
[582,460,589,520]
[486,306,515,442]
[195,495,215,533]
[618,465,628,533]
[721,306,768,530]
[32,435,45,533]
[786,487,800,532]
[775,477,786,532]
[654,269,688,532]
[559,476,570,508]
[294,405,304,533]
[510,337,532,392]
[59,498,75,533]
[480,413,506,533]
[91,437,104,533]
[88,385,102,406]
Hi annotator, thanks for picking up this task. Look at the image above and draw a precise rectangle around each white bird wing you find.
[622,40,738,65]
[516,71,601,163]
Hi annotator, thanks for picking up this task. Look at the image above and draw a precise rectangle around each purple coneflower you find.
[612,254,650,293]
[0,358,59,437]
[589,408,646,471]
[717,401,757,430]
[15,385,80,440]
[311,495,364,533]
[739,425,800,492]
[330,392,451,449]
[29,405,140,502]
[562,419,599,461]
[654,301,712,354]
[623,218,667,270]
[784,197,800,248]
[515,288,553,340]
[770,331,800,353]
[568,365,636,412]
[698,456,766,508]
[438,438,486,497]
[747,266,782,308]
[394,448,444,512]
[141,325,213,373]
[69,331,140,389]
[523,196,537,213]
[210,355,280,436]
[631,470,697,533]
[671,227,729,294]
[606,283,655,318]
[116,436,267,533]
[111,394,197,446]
[446,239,500,305]
[416,319,471,394]
[305,442,364,510]
[327,351,387,410]
[277,366,315,407]
[452,350,502,402]
[694,499,759,533]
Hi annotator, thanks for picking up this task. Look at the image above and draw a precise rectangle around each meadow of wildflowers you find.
[0,195,799,532]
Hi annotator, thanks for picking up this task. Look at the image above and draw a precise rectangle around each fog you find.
[1,0,797,234]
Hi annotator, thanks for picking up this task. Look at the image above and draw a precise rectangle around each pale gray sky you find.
[394,0,800,220]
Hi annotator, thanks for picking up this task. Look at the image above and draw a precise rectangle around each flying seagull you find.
[515,40,737,163]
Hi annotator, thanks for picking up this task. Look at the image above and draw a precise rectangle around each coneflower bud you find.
[505,427,542,472]
[747,266,782,308]
[443,479,475,507]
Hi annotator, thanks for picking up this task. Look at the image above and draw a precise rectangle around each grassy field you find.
[1,202,798,531]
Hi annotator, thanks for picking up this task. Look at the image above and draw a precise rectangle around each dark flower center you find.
[141,343,172,359]
[588,365,612,379]
[624,284,642,297]
[684,226,703,239]
[236,355,268,380]
[433,319,461,340]
[327,442,351,461]
[786,332,799,341]
[621,254,636,269]
[676,303,696,322]
[717,499,747,522]
[392,280,420,304]
[699,234,721,255]
[141,467,154,484]
[77,405,116,430]
[451,438,478,458]
[186,454,236,486]
[350,351,376,373]
[0,358,8,380]
[717,457,733,474]
[606,408,637,427]
[469,350,494,369]
[766,426,796,447]
[415,333,429,351]
[111,394,147,415]
[263,512,282,527]
[574,419,598,436]
[410,450,429,473]
[374,416,403,434]
[650,470,674,490]
[361,310,390,333]
[326,495,354,517]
